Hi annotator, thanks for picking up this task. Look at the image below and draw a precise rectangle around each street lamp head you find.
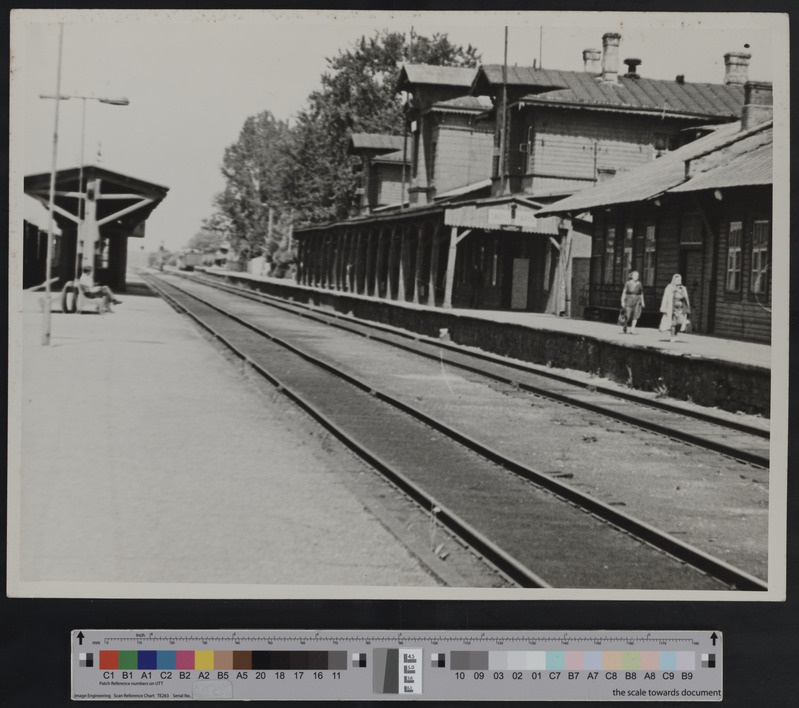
[99,98,130,106]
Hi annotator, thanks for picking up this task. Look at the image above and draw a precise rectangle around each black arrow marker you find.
[77,632,85,646]
[710,632,718,646]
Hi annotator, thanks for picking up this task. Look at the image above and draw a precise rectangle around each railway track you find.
[178,270,769,468]
[143,272,767,592]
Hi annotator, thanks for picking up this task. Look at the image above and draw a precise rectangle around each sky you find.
[11,9,785,253]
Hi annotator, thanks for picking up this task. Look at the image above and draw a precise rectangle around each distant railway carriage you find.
[177,250,204,271]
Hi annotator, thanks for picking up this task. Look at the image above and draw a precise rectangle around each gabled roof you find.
[427,95,493,115]
[536,121,772,216]
[397,63,477,91]
[347,133,404,155]
[472,65,744,120]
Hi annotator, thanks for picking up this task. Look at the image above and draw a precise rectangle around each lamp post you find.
[39,93,130,282]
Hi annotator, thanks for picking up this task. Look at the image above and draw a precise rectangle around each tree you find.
[284,30,480,224]
[186,227,224,253]
[213,111,293,265]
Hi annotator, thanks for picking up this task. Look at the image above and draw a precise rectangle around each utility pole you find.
[42,23,64,346]
[498,27,509,195]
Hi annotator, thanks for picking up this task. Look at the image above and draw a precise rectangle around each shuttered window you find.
[643,225,656,287]
[623,227,634,277]
[726,221,743,292]
[750,219,770,294]
[604,227,615,283]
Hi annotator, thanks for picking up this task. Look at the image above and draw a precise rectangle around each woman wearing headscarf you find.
[659,274,691,342]
[620,270,644,334]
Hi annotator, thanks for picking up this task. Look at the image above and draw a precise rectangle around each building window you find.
[750,219,770,294]
[604,227,616,283]
[491,238,499,286]
[681,214,703,245]
[726,220,743,292]
[643,225,656,287]
[429,139,437,185]
[623,226,634,276]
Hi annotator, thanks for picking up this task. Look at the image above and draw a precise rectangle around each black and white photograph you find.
[8,9,789,601]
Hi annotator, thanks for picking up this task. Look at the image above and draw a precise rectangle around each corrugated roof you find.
[348,133,404,154]
[473,64,744,119]
[429,95,493,113]
[397,63,477,89]
[670,140,772,193]
[433,178,492,201]
[536,121,772,215]
[371,149,409,164]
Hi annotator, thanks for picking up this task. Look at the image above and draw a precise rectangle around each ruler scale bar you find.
[72,630,722,701]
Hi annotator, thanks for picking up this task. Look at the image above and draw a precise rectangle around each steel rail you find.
[148,273,767,592]
[144,274,548,589]
[177,271,770,466]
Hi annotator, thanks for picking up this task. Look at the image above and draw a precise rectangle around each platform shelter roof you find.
[23,165,169,236]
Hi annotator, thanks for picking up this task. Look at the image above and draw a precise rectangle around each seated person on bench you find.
[78,266,122,311]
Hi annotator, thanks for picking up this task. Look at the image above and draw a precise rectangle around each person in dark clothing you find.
[469,264,484,308]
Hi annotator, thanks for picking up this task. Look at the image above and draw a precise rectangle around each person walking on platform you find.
[620,270,644,334]
[469,263,484,308]
[659,273,690,343]
[79,265,122,312]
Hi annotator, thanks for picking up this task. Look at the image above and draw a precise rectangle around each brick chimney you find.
[741,81,773,131]
[583,48,601,73]
[601,33,621,83]
[724,52,751,85]
[623,58,641,79]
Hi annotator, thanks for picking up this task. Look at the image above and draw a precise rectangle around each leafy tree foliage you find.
[213,111,293,265]
[284,30,480,224]
[201,30,480,271]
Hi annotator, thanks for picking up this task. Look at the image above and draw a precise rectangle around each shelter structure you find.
[538,81,773,343]
[24,165,169,291]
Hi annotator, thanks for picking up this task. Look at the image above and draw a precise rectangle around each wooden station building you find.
[538,81,773,343]
[294,35,754,317]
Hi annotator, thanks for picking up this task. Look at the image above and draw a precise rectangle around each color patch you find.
[214,651,233,670]
[99,651,118,670]
[138,651,157,670]
[431,653,445,668]
[640,652,660,671]
[79,653,93,668]
[118,651,138,670]
[233,651,252,670]
[676,652,695,670]
[701,653,716,669]
[175,651,194,670]
[603,651,623,670]
[621,652,640,670]
[564,652,583,670]
[156,651,175,670]
[583,652,602,670]
[195,651,214,671]
[660,652,677,670]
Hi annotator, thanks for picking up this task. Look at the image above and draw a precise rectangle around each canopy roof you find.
[536,121,772,216]
[24,165,169,236]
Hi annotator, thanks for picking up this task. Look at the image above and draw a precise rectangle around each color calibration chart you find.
[72,630,722,701]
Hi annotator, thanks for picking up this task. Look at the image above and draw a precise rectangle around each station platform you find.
[204,269,775,416]
[12,272,450,596]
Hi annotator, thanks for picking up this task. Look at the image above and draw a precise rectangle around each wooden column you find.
[397,226,408,301]
[443,226,472,308]
[365,230,377,295]
[428,223,442,306]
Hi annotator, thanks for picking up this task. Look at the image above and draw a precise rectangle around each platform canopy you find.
[23,164,169,237]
